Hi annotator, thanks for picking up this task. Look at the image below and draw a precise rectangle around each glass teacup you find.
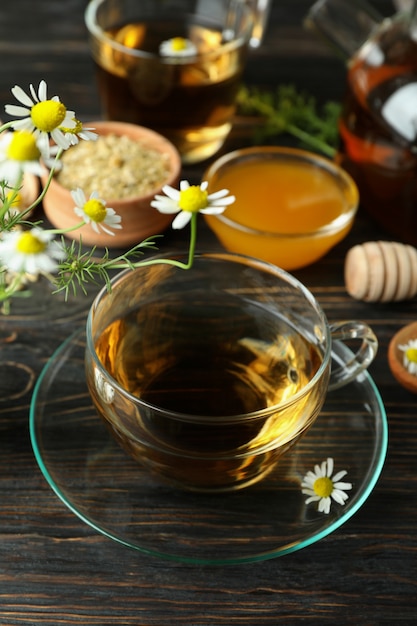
[85,252,377,492]
[85,0,270,164]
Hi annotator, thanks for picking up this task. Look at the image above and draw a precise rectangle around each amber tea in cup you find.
[85,252,377,492]
[85,0,258,163]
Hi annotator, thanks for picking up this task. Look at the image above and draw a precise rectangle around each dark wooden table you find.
[1,1,416,624]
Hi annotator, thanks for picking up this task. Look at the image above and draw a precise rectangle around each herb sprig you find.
[237,84,340,158]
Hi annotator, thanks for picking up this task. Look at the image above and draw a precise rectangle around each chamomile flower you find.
[71,188,122,235]
[59,117,98,146]
[398,338,417,375]
[0,130,46,184]
[301,457,352,514]
[5,80,76,157]
[159,37,197,57]
[0,227,65,275]
[151,180,235,230]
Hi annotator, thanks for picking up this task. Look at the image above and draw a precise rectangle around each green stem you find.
[0,171,24,220]
[107,212,198,272]
[286,123,337,158]
[0,121,16,134]
[47,220,86,235]
[0,272,25,301]
[22,147,64,216]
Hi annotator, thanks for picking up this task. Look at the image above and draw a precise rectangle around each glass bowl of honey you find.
[203,146,359,270]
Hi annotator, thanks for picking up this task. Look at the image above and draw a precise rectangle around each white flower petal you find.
[10,118,34,132]
[73,207,85,220]
[331,490,349,505]
[314,463,324,477]
[150,198,180,214]
[304,495,321,504]
[51,128,72,150]
[200,206,229,215]
[318,497,331,514]
[326,457,334,477]
[333,481,352,491]
[179,180,190,191]
[62,112,77,128]
[4,104,30,117]
[207,188,232,200]
[304,471,317,483]
[210,195,235,207]
[38,80,47,101]
[79,129,98,141]
[332,470,347,482]
[172,211,192,229]
[161,186,181,201]
[98,225,115,236]
[11,85,34,107]
[29,83,39,102]
[71,187,87,206]
[35,132,51,158]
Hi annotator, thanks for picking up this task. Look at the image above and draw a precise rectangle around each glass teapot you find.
[305,0,417,245]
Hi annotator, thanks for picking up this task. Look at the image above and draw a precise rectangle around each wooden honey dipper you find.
[344,241,417,302]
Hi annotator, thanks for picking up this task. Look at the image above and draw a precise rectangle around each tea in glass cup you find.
[85,0,260,163]
[85,252,377,492]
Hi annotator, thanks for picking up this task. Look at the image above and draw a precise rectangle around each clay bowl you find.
[40,121,181,248]
[388,321,417,394]
[20,173,39,215]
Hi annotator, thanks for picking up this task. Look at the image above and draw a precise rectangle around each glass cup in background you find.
[85,0,269,164]
[85,252,377,493]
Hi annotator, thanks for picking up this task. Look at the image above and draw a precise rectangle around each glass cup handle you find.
[303,0,383,59]
[248,0,272,47]
[328,320,378,391]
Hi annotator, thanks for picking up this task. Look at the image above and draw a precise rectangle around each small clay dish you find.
[40,121,181,248]
[388,321,417,394]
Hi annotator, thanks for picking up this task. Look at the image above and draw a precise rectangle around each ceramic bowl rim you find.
[47,120,182,205]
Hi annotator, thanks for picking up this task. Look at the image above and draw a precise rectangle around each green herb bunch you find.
[237,84,341,158]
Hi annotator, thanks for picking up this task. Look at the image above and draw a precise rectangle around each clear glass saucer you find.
[30,329,388,565]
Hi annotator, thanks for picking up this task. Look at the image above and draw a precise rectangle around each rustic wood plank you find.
[1,1,416,624]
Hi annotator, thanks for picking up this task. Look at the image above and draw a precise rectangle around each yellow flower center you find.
[30,100,67,132]
[5,191,22,208]
[313,476,334,498]
[84,198,107,223]
[178,186,208,213]
[6,130,40,162]
[16,232,46,255]
[171,37,188,51]
[405,347,417,363]
[60,117,82,134]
